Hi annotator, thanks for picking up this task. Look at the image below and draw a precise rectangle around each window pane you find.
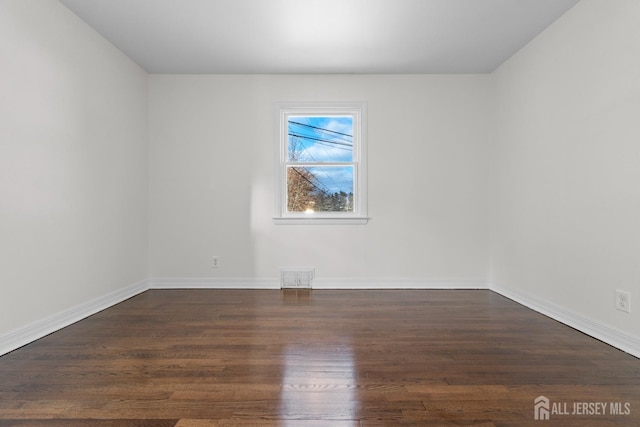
[287,116,353,162]
[287,166,354,212]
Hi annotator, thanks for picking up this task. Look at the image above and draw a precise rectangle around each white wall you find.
[148,75,491,284]
[0,1,148,337]
[5,0,637,356]
[491,0,640,340]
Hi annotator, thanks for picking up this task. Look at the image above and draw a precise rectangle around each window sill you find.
[273,217,369,225]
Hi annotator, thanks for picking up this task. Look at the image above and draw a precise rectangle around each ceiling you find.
[59,0,580,74]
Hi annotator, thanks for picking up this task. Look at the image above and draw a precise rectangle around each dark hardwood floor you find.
[0,289,638,426]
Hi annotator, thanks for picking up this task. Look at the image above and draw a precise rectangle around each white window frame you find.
[274,102,368,225]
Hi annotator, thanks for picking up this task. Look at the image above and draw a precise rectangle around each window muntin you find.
[275,103,367,224]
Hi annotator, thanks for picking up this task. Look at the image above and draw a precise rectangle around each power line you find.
[290,136,344,192]
[287,120,354,195]
[288,121,353,151]
[288,132,352,149]
[290,167,330,197]
[288,120,353,138]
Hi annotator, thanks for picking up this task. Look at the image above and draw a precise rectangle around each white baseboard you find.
[490,283,640,359]
[0,276,490,356]
[148,277,489,290]
[0,280,148,357]
[5,278,635,360]
[313,278,489,289]
[148,277,280,289]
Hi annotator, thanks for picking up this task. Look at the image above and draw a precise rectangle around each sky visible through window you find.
[287,116,353,195]
[286,116,355,213]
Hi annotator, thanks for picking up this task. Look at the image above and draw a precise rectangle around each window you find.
[274,102,367,224]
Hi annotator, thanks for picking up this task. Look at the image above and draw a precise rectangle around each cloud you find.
[288,116,354,162]
[321,117,353,136]
[304,143,352,162]
[308,165,354,194]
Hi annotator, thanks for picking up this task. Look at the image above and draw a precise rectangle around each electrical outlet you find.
[615,290,630,313]
[212,256,220,269]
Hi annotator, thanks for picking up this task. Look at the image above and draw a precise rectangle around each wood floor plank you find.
[0,289,638,426]
[0,421,177,427]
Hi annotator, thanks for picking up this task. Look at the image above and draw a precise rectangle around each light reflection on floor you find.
[279,341,358,423]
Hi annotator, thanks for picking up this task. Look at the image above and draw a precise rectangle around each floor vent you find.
[280,267,315,289]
